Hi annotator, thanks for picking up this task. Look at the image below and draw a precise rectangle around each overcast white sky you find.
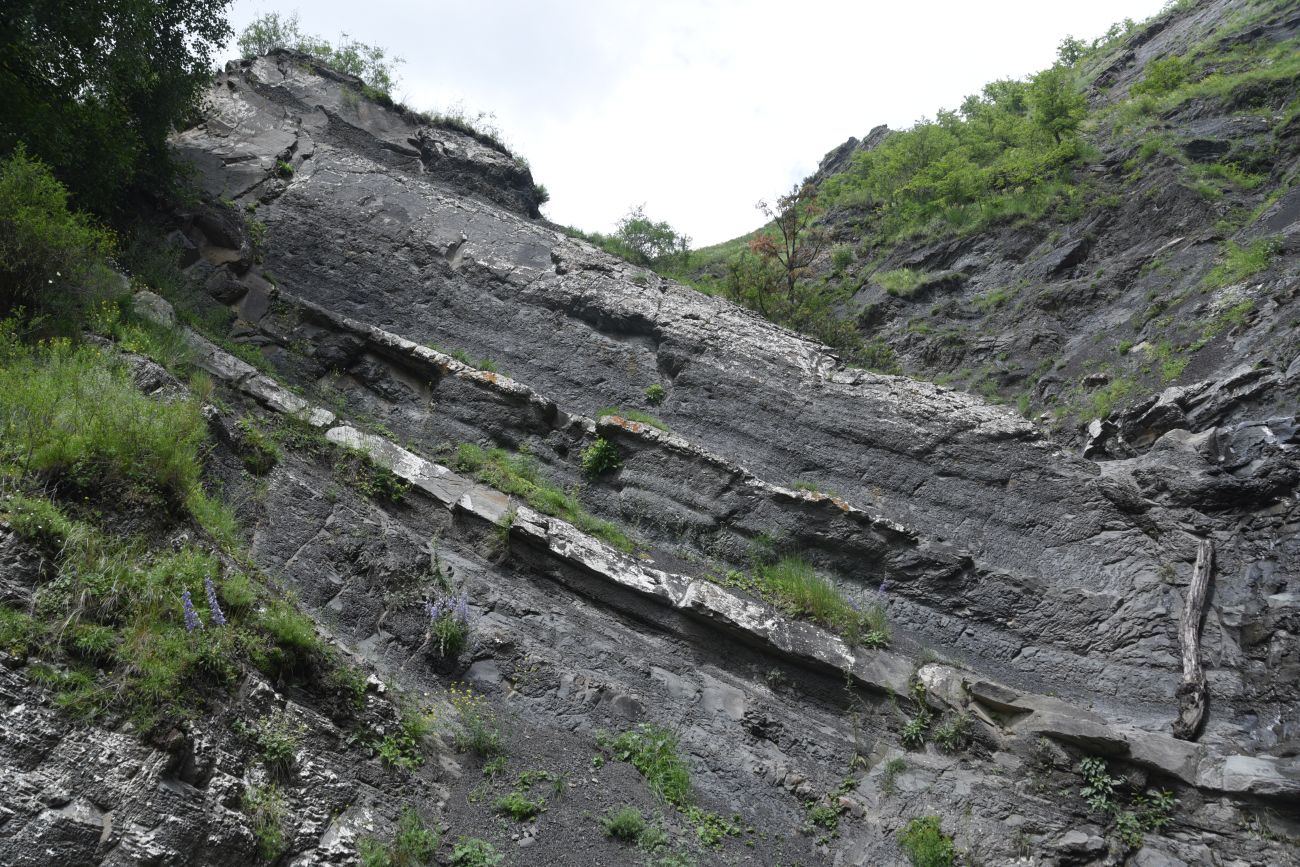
[222,1,1168,246]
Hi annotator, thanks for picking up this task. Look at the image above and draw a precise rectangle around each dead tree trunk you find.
[1173,540,1213,740]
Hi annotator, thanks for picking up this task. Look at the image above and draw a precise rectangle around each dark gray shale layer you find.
[172,49,1299,754]
[137,291,1300,810]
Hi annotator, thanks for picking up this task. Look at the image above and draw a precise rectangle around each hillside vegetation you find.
[668,0,1299,432]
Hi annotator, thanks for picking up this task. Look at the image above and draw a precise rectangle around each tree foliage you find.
[0,147,117,325]
[0,0,233,215]
[753,182,829,296]
[236,12,402,96]
[1028,65,1087,145]
[612,206,691,266]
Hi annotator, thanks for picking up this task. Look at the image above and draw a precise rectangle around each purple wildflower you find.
[878,579,890,595]
[427,592,471,625]
[182,589,203,632]
[205,576,227,627]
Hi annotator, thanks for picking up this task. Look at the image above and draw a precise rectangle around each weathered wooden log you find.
[1173,540,1213,741]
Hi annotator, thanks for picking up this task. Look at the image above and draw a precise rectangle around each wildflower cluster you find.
[426,591,470,658]
[447,683,505,757]
[181,575,229,632]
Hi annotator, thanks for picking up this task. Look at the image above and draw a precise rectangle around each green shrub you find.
[581,437,622,479]
[830,244,854,273]
[494,789,545,821]
[247,709,306,779]
[0,3,230,215]
[243,783,290,861]
[807,801,842,831]
[601,805,647,841]
[334,447,409,502]
[897,816,955,867]
[0,147,117,327]
[237,13,400,97]
[821,66,1088,243]
[358,806,439,867]
[932,713,971,752]
[375,702,432,771]
[1131,56,1191,97]
[644,383,666,405]
[449,838,503,867]
[237,417,282,475]
[599,406,669,431]
[1079,756,1177,848]
[599,724,692,808]
[0,606,40,656]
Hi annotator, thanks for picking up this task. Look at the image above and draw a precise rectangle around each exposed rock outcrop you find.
[3,4,1298,865]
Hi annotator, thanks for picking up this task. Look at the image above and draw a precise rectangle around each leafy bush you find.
[334,447,410,502]
[807,801,842,831]
[897,816,955,867]
[0,148,117,326]
[831,244,854,272]
[581,437,622,479]
[1079,756,1177,848]
[375,703,432,772]
[494,789,545,821]
[454,443,632,552]
[598,724,692,807]
[644,383,666,405]
[601,805,647,841]
[246,709,306,779]
[449,838,503,867]
[237,416,281,475]
[612,205,691,266]
[358,806,439,867]
[932,713,971,752]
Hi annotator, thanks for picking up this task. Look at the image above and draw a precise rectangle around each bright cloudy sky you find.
[222,0,1169,246]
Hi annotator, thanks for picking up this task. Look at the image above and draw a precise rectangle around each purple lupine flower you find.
[878,580,890,595]
[182,590,203,632]
[427,592,471,624]
[205,576,227,627]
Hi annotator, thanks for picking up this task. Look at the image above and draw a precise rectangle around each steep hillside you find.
[691,0,1299,454]
[1,3,1297,866]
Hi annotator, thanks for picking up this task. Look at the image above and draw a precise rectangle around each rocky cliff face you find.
[2,8,1297,866]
